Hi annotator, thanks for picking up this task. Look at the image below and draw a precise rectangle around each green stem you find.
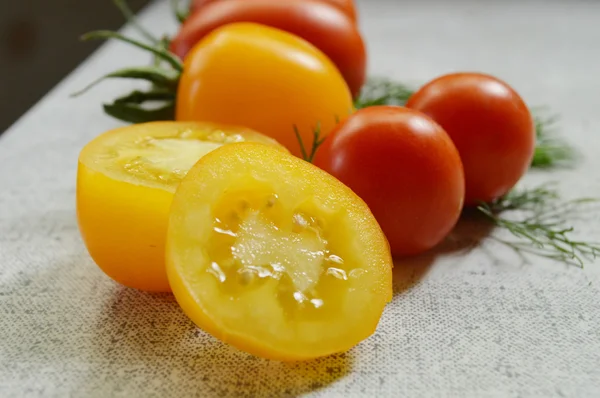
[171,0,191,23]
[70,66,178,97]
[477,185,600,267]
[81,30,183,72]
[113,89,175,104]
[308,122,324,163]
[113,0,159,44]
[293,125,308,161]
[103,101,175,123]
[154,36,172,67]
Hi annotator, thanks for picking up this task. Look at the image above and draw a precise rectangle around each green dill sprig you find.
[477,184,600,267]
[113,0,159,44]
[81,31,182,71]
[294,123,326,163]
[354,77,414,109]
[171,0,191,23]
[531,111,576,168]
[485,184,559,213]
[74,1,181,123]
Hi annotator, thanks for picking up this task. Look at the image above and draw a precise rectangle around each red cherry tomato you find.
[406,73,535,205]
[172,0,366,97]
[190,0,358,22]
[313,106,465,257]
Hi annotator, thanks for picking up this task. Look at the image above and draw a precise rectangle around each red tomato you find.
[172,0,366,97]
[406,73,535,205]
[190,0,358,22]
[313,106,465,257]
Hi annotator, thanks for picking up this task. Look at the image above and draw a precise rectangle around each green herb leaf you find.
[171,0,191,23]
[113,89,175,104]
[308,123,326,163]
[293,124,326,163]
[81,30,183,72]
[113,0,159,44]
[477,184,600,267]
[103,100,175,123]
[531,112,576,169]
[71,66,179,97]
[354,77,414,109]
[293,125,308,162]
[485,183,560,213]
[153,36,172,67]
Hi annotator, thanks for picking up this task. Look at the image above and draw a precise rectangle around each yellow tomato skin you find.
[77,164,173,292]
[167,143,393,361]
[77,121,284,292]
[175,22,353,158]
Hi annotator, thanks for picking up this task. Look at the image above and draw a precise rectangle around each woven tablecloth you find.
[1,1,600,396]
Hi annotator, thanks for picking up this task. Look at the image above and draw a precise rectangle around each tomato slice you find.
[77,121,283,292]
[166,142,393,360]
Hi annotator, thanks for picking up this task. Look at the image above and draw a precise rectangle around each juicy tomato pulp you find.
[406,73,535,205]
[175,23,353,159]
[167,143,393,360]
[171,0,366,97]
[76,122,283,292]
[314,106,465,257]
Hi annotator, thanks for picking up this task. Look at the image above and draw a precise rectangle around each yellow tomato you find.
[77,121,284,292]
[175,22,354,158]
[166,142,393,360]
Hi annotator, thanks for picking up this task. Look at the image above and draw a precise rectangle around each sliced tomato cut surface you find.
[167,142,393,360]
[77,122,282,292]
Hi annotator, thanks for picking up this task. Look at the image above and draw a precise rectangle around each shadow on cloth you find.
[88,287,351,396]
[392,211,495,296]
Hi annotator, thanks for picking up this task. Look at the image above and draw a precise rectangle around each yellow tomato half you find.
[175,22,354,158]
[77,121,284,292]
[167,142,393,360]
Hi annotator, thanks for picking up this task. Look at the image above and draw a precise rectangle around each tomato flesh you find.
[167,142,393,360]
[77,122,283,292]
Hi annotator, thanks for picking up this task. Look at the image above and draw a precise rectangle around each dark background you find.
[0,0,151,134]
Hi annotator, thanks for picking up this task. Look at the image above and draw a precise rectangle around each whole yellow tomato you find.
[77,121,284,292]
[175,22,354,158]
